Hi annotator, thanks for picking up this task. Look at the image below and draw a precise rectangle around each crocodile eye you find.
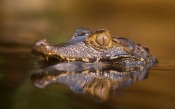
[96,35,110,46]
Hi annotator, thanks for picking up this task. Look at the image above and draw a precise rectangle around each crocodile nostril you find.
[32,39,51,56]
[34,39,48,46]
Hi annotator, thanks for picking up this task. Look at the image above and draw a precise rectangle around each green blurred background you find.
[0,0,175,109]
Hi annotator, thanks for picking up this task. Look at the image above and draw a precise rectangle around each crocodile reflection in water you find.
[31,61,151,101]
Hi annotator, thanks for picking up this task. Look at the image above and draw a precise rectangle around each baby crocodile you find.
[32,28,157,64]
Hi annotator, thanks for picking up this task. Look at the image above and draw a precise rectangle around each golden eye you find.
[96,35,110,46]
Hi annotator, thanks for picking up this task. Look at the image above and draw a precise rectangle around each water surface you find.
[0,45,175,109]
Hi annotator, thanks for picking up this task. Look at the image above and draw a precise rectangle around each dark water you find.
[0,49,175,109]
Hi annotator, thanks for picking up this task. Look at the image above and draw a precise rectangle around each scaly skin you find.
[31,28,157,65]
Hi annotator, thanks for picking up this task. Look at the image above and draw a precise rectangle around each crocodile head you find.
[32,28,157,64]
